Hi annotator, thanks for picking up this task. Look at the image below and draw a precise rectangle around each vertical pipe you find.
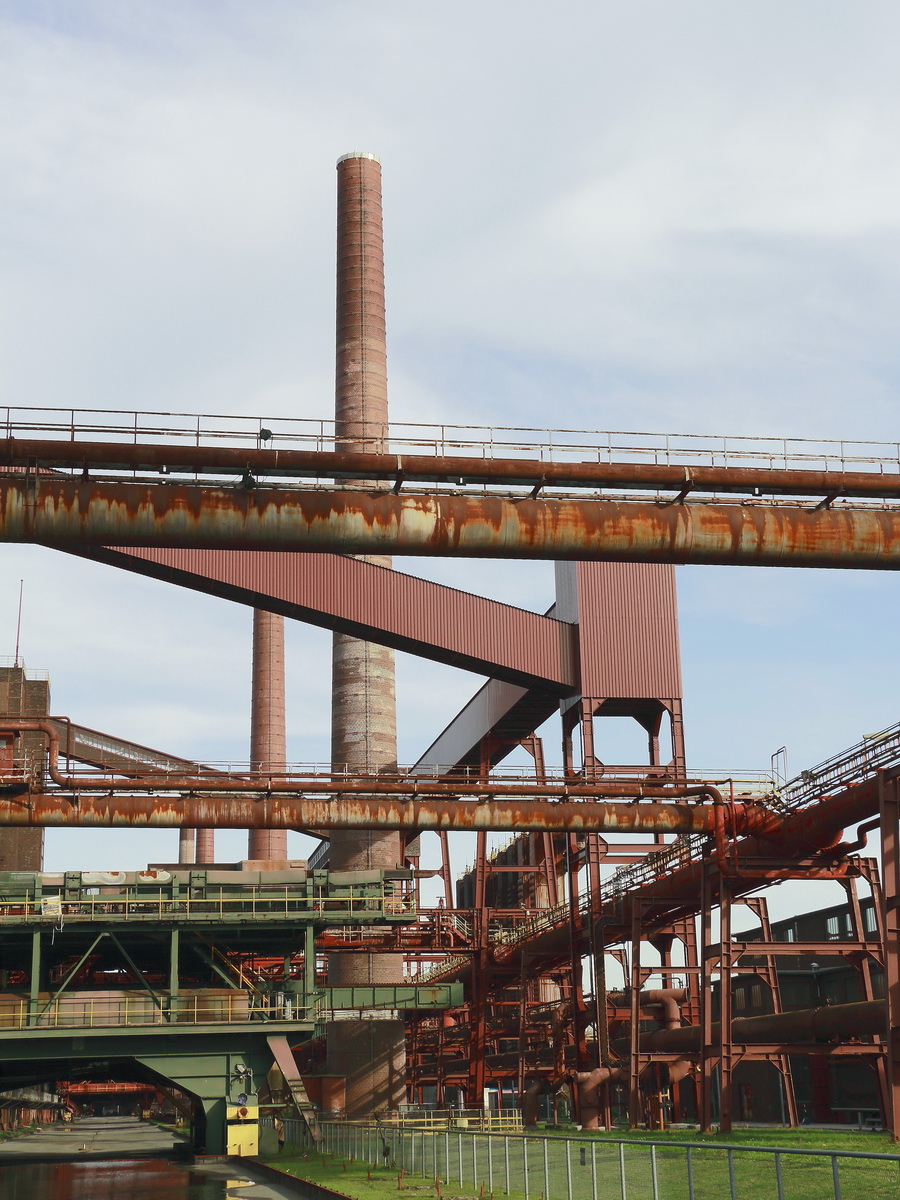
[326,151,404,1114]
[249,608,288,861]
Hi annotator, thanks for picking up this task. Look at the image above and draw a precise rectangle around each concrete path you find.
[0,1114,182,1160]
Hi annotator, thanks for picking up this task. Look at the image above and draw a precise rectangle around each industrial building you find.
[0,155,898,1152]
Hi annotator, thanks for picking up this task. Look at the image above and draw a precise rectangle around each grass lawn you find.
[264,1127,900,1200]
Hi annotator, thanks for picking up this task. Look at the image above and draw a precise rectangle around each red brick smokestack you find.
[326,152,405,1113]
[248,609,287,861]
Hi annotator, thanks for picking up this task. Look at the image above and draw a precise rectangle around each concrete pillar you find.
[326,152,405,1112]
[248,609,288,862]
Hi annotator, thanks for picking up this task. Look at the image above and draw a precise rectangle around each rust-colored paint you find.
[91,546,576,691]
[2,479,900,567]
[643,999,886,1052]
[5,438,900,501]
[5,792,773,835]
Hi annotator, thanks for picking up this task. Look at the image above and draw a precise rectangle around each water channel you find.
[0,1118,301,1200]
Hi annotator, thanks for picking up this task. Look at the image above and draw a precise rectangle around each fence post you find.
[489,1132,494,1194]
[686,1146,694,1200]
[590,1143,598,1200]
[474,1135,478,1190]
[831,1154,842,1200]
[728,1148,736,1200]
[618,1142,627,1200]
[775,1151,784,1200]
[523,1137,529,1200]
[650,1145,659,1200]
[459,1132,463,1186]
[565,1138,572,1200]
[543,1137,550,1200]
[505,1135,510,1196]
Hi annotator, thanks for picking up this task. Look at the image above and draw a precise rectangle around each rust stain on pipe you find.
[6,438,900,502]
[1,479,899,567]
[2,793,774,835]
[0,721,750,805]
[642,999,885,1052]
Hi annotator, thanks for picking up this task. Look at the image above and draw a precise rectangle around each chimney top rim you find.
[337,152,381,166]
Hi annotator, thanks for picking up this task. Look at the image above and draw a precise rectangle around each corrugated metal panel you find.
[565,562,682,699]
[87,548,576,692]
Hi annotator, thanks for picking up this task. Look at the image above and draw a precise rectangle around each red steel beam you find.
[5,438,900,501]
[1,478,900,567]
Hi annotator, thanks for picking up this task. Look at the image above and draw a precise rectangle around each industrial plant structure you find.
[0,156,898,1153]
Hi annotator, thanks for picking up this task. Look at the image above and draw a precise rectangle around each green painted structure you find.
[0,866,461,1151]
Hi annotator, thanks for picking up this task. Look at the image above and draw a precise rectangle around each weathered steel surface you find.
[1,792,775,834]
[555,561,682,699]
[2,479,898,565]
[642,999,885,1052]
[6,437,900,500]
[83,547,576,690]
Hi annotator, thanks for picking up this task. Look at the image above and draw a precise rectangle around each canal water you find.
[0,1156,291,1199]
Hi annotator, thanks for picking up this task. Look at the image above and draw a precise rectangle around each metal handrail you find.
[0,994,313,1031]
[3,405,900,475]
[0,884,415,924]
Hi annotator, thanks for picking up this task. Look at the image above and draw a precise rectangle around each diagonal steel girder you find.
[1,477,899,567]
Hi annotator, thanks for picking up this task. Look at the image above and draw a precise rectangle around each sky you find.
[2,0,900,921]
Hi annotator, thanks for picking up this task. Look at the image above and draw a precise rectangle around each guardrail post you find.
[831,1154,842,1200]
[618,1142,627,1200]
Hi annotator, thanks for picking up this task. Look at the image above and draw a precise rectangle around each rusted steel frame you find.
[0,719,748,803]
[4,793,775,835]
[2,479,900,567]
[642,999,886,1052]
[6,438,900,501]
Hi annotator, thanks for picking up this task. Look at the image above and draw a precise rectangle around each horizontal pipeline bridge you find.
[0,477,899,567]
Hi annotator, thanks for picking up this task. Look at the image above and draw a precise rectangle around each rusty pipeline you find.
[0,720,751,805]
[641,999,886,1053]
[6,438,900,502]
[1,479,900,567]
[0,791,780,835]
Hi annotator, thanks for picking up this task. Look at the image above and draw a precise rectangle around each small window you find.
[826,915,841,940]
[750,982,763,1008]
[781,926,796,943]
[864,905,877,934]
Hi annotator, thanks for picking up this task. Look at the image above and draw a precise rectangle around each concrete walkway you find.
[0,1114,182,1160]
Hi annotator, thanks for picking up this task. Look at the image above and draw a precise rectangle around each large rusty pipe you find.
[3,480,900,567]
[7,439,900,502]
[1,793,776,834]
[641,999,885,1053]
